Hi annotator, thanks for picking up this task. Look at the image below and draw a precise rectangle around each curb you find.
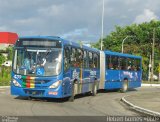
[0,86,10,88]
[121,96,160,117]
[142,84,160,87]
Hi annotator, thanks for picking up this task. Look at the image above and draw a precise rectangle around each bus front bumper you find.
[11,85,63,98]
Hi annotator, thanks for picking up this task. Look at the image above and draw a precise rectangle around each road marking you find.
[121,96,160,117]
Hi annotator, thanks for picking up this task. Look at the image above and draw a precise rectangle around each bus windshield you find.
[13,48,62,76]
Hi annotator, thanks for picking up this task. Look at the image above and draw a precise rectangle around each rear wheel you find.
[92,81,97,96]
[120,80,128,93]
[28,96,32,100]
[69,83,75,102]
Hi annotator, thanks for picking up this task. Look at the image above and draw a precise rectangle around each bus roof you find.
[18,36,100,53]
[62,38,99,53]
[19,35,61,40]
[104,50,142,59]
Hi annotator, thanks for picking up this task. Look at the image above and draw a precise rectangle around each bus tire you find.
[92,81,97,96]
[69,83,75,102]
[120,79,128,93]
[28,96,32,100]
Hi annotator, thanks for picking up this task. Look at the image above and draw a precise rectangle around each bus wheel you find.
[121,80,128,93]
[92,82,97,96]
[27,96,34,100]
[69,83,75,102]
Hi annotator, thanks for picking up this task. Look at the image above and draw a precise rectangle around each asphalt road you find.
[0,87,154,116]
[0,87,159,122]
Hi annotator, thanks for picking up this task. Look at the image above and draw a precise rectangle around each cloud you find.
[0,26,9,31]
[134,9,159,24]
[61,28,98,41]
[0,0,160,42]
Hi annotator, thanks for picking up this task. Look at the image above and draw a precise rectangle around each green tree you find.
[93,20,160,80]
[6,46,13,60]
[0,54,5,65]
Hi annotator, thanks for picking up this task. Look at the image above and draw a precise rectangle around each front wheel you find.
[69,83,75,102]
[120,80,128,93]
[92,82,97,96]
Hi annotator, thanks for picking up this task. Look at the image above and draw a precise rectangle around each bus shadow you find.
[97,88,138,93]
[14,88,138,103]
[97,89,119,93]
[127,88,138,92]
[15,92,97,103]
[15,96,69,103]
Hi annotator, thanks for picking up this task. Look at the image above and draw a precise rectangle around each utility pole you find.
[100,0,104,50]
[151,28,155,82]
[122,36,129,53]
[121,36,136,53]
[148,55,152,81]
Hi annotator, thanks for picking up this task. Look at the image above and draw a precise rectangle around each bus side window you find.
[106,55,110,69]
[118,57,122,70]
[127,58,132,70]
[98,54,100,68]
[71,48,76,67]
[77,49,83,67]
[131,59,136,71]
[121,57,126,70]
[136,59,141,71]
[108,55,113,69]
[64,46,70,71]
[83,50,88,68]
[74,48,79,67]
[112,56,118,70]
[93,53,98,68]
[89,52,93,68]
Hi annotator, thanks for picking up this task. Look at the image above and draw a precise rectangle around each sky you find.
[0,0,159,43]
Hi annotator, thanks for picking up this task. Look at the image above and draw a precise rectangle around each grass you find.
[0,66,11,86]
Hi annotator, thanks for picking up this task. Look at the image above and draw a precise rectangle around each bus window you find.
[118,57,122,70]
[127,58,132,70]
[105,55,108,69]
[112,56,118,70]
[89,52,93,68]
[93,53,98,68]
[121,57,127,70]
[107,55,113,69]
[76,49,83,67]
[136,59,141,71]
[106,55,109,69]
[98,54,100,68]
[64,46,70,71]
[131,58,136,71]
[71,48,76,67]
[83,50,88,68]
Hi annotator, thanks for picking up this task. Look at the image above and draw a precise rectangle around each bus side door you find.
[63,46,72,96]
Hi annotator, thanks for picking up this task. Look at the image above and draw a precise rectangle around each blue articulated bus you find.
[11,36,100,101]
[99,51,142,92]
[11,36,142,101]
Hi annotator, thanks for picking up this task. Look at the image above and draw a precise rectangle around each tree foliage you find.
[93,20,160,79]
[6,46,13,60]
[0,54,5,65]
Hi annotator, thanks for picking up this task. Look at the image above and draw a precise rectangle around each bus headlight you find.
[12,79,21,87]
[49,80,61,89]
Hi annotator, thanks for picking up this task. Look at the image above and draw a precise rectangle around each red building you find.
[0,32,18,44]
